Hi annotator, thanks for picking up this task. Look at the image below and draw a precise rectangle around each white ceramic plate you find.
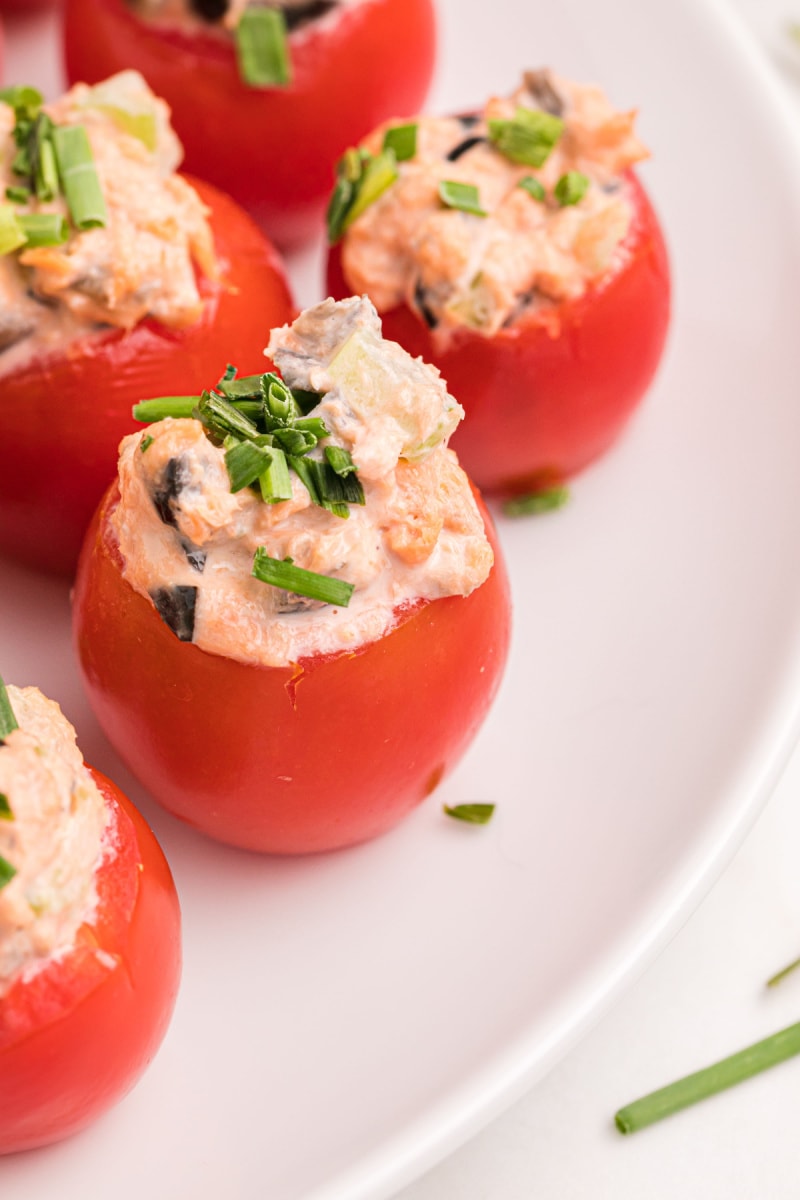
[4,2,800,1197]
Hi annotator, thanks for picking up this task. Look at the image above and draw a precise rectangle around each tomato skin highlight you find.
[327,171,671,495]
[73,482,511,855]
[63,0,437,248]
[0,177,293,577]
[0,767,181,1155]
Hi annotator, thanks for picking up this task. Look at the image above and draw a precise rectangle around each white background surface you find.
[1,2,799,1199]
[399,2,800,1196]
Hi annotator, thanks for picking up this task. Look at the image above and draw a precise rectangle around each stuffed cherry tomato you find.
[0,679,181,1154]
[0,72,293,576]
[63,0,436,248]
[73,296,511,854]
[326,70,671,496]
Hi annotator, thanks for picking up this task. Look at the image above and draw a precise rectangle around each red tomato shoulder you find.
[73,482,511,855]
[63,0,436,247]
[328,170,671,496]
[0,767,181,1155]
[0,177,294,576]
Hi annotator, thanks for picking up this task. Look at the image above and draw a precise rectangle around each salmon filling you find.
[113,296,494,668]
[0,71,215,378]
[337,71,649,342]
[0,687,108,995]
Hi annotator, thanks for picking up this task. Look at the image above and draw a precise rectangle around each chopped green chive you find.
[325,445,358,477]
[488,106,563,168]
[438,180,487,217]
[382,122,417,162]
[135,367,363,518]
[258,446,293,504]
[52,124,107,230]
[615,1020,800,1134]
[140,434,154,453]
[345,150,398,227]
[0,85,43,117]
[133,395,199,422]
[0,855,16,891]
[225,439,274,493]
[235,8,291,88]
[503,486,570,517]
[766,956,800,988]
[5,185,30,204]
[518,174,546,202]
[554,171,590,207]
[0,205,27,256]
[0,675,19,741]
[18,212,69,247]
[327,148,398,243]
[444,803,496,825]
[0,794,13,820]
[252,549,354,607]
[33,118,58,202]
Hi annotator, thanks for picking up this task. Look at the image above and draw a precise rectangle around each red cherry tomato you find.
[0,177,293,576]
[63,0,437,247]
[73,482,511,855]
[0,0,58,10]
[0,765,181,1154]
[327,171,671,496]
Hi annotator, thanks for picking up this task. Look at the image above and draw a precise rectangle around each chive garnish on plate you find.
[503,486,570,517]
[438,180,487,217]
[488,106,563,168]
[766,956,800,988]
[443,803,496,825]
[615,1020,800,1134]
[235,8,292,88]
[252,549,355,607]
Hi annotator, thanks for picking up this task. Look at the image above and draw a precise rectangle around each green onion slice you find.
[5,185,30,204]
[0,675,19,741]
[0,855,16,891]
[382,123,417,162]
[252,549,354,607]
[18,212,69,247]
[345,150,398,228]
[327,148,398,243]
[615,1020,800,1134]
[488,106,563,168]
[438,180,488,217]
[140,434,154,453]
[554,171,590,207]
[0,85,43,118]
[133,396,199,422]
[0,793,13,820]
[443,803,496,825]
[225,439,273,493]
[0,205,27,256]
[503,486,570,517]
[518,175,546,202]
[52,124,108,230]
[259,446,293,504]
[235,8,291,88]
[324,446,358,477]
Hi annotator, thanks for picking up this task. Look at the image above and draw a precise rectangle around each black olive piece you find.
[413,280,438,330]
[189,0,229,20]
[0,312,35,353]
[282,0,338,31]
[149,586,198,642]
[456,113,481,129]
[152,457,191,529]
[445,135,488,163]
[523,69,564,117]
[182,542,207,573]
[501,290,536,329]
